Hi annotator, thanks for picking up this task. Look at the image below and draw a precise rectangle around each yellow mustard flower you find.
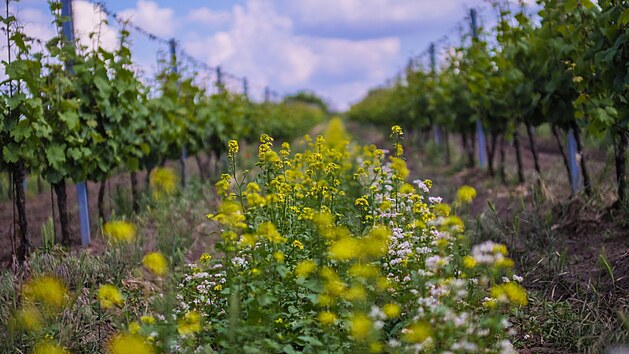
[389,157,409,180]
[22,275,67,310]
[16,305,43,332]
[258,222,286,244]
[490,282,528,307]
[273,251,285,263]
[98,284,124,309]
[108,333,155,354]
[294,260,317,278]
[455,185,477,204]
[350,313,372,341]
[463,256,477,268]
[103,220,136,243]
[383,303,401,318]
[199,253,212,263]
[227,140,239,158]
[318,311,337,326]
[177,311,202,336]
[292,240,305,250]
[33,340,70,354]
[403,321,433,344]
[141,315,156,324]
[149,167,177,199]
[328,237,360,260]
[129,321,141,334]
[142,252,168,276]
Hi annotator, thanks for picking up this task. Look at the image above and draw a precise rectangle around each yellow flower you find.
[103,220,136,243]
[16,305,43,332]
[349,264,379,279]
[178,311,202,336]
[433,203,451,217]
[343,285,366,301]
[402,321,433,343]
[98,284,124,309]
[108,333,155,354]
[142,252,168,276]
[491,282,528,307]
[463,256,477,268]
[369,342,383,353]
[391,125,403,135]
[129,321,141,334]
[328,237,360,260]
[199,253,212,263]
[383,303,401,318]
[273,251,285,263]
[354,197,369,210]
[149,167,178,199]
[275,317,283,324]
[316,294,334,307]
[294,260,317,278]
[22,275,67,310]
[318,311,337,326]
[399,183,414,194]
[33,340,70,354]
[258,222,286,244]
[492,244,508,256]
[389,157,409,180]
[495,257,515,268]
[141,315,156,324]
[214,284,223,291]
[228,140,239,158]
[260,134,274,144]
[455,185,477,204]
[292,240,305,250]
[350,313,372,341]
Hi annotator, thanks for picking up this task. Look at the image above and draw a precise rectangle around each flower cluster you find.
[170,122,526,352]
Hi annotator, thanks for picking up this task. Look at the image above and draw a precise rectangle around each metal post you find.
[216,66,223,93]
[470,8,487,168]
[61,0,90,246]
[567,129,581,195]
[243,78,248,98]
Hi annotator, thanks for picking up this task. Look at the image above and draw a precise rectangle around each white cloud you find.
[187,7,232,27]
[15,7,55,42]
[118,0,176,38]
[73,0,119,52]
[184,1,400,107]
[281,0,465,32]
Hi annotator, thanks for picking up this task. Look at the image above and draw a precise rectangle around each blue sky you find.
[7,0,506,110]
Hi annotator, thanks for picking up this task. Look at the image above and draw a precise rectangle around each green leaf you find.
[58,110,79,130]
[46,144,66,170]
[2,144,19,163]
[620,9,629,26]
[11,119,32,142]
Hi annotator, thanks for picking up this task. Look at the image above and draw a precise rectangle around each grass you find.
[0,176,216,353]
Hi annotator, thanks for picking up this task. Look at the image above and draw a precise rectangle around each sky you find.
[4,0,507,111]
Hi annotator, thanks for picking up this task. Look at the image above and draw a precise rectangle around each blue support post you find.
[476,119,487,168]
[470,8,487,168]
[567,129,581,195]
[62,0,90,246]
[76,182,91,246]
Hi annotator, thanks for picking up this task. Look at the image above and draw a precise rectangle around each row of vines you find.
[0,2,326,263]
[348,0,629,205]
